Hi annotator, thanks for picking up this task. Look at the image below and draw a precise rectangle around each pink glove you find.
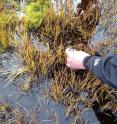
[65,48,90,69]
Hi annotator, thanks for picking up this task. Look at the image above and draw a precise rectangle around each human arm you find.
[65,48,117,89]
[83,55,117,89]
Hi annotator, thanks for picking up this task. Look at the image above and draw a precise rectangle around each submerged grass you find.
[1,0,117,123]
[16,0,117,120]
[0,100,40,124]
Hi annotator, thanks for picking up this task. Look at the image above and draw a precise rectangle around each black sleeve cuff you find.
[83,56,101,69]
[83,55,117,89]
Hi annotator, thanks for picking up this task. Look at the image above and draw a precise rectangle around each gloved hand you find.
[65,48,90,69]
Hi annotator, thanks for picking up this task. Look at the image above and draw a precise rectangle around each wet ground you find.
[93,103,117,124]
[0,51,72,124]
[1,24,117,123]
[0,50,117,124]
[1,0,117,123]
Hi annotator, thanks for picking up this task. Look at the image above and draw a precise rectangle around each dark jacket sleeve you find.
[83,55,117,89]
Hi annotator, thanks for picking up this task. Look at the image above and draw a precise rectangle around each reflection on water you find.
[0,52,71,124]
[11,0,117,123]
[91,25,116,56]
[91,25,109,46]
[0,50,102,124]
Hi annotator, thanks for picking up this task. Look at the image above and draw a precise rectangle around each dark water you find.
[1,22,117,123]
[93,102,117,124]
[0,52,71,124]
[0,51,117,124]
[1,0,117,122]
[91,26,117,124]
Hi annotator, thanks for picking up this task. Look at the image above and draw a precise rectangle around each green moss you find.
[24,0,50,28]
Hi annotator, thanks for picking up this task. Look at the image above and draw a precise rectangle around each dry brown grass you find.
[0,1,116,124]
[15,0,117,122]
[0,1,18,49]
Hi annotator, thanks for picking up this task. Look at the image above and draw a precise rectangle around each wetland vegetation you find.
[0,0,117,124]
